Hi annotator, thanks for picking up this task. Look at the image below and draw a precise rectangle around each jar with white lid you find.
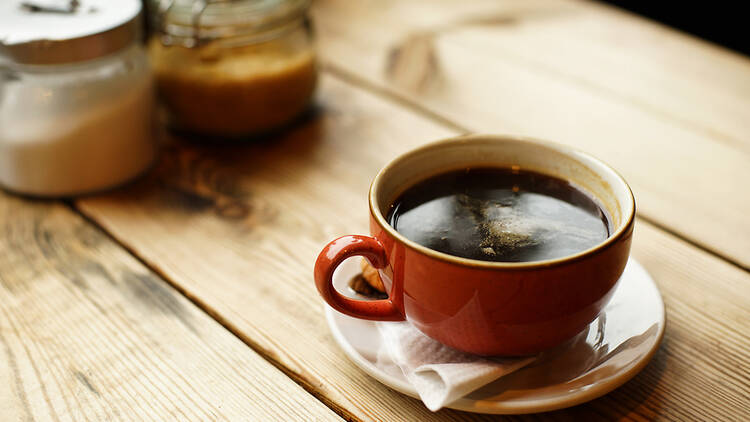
[148,0,317,138]
[0,0,155,197]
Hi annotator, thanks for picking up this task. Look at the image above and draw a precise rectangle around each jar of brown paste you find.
[149,0,316,138]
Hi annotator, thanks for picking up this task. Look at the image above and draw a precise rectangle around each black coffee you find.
[387,167,611,262]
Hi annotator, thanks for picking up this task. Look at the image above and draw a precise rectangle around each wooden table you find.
[2,0,748,420]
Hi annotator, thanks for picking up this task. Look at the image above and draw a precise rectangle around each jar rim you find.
[3,43,144,73]
[0,0,142,65]
[152,0,310,47]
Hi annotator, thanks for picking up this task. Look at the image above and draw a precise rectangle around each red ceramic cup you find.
[314,135,635,356]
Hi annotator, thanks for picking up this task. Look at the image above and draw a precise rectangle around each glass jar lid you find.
[0,0,142,65]
[152,0,310,47]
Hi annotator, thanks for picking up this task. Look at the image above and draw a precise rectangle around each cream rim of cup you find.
[368,134,636,269]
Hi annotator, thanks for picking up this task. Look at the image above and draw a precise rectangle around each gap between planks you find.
[321,62,750,274]
[63,201,362,422]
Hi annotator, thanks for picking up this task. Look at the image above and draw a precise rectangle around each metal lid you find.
[0,0,142,65]
[153,0,309,47]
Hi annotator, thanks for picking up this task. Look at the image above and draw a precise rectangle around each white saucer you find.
[326,257,665,414]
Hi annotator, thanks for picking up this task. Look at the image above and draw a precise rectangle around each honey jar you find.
[149,0,317,138]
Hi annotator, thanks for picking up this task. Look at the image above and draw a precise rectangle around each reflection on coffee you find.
[387,167,611,262]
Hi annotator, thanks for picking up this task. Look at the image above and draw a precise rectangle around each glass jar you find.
[0,0,156,197]
[149,0,317,138]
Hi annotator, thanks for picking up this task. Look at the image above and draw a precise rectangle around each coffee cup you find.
[314,134,635,356]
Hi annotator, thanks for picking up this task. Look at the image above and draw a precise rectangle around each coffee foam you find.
[460,194,603,259]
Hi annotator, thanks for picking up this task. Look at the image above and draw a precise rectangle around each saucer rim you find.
[325,258,666,414]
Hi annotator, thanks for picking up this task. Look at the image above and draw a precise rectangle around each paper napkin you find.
[376,322,535,411]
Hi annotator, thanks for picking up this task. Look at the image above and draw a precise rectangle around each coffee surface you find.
[387,167,611,262]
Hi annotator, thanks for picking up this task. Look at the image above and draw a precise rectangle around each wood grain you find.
[0,192,342,421]
[311,0,750,268]
[75,75,750,421]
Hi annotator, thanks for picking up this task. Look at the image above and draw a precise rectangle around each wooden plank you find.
[452,1,750,152]
[311,0,750,268]
[76,75,750,421]
[0,192,342,421]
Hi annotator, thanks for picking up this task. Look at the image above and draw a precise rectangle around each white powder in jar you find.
[0,53,155,197]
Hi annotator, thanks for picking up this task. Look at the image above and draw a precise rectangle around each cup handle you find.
[314,235,404,321]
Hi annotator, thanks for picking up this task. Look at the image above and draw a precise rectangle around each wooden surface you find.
[2,0,749,420]
[0,192,342,421]
[313,0,750,268]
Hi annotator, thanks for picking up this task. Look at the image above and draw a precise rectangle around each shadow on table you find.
[96,103,327,223]
[168,104,326,148]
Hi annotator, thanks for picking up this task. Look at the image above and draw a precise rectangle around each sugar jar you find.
[148,0,317,138]
[0,0,156,197]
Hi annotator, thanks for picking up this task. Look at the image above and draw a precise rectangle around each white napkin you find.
[376,322,535,411]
